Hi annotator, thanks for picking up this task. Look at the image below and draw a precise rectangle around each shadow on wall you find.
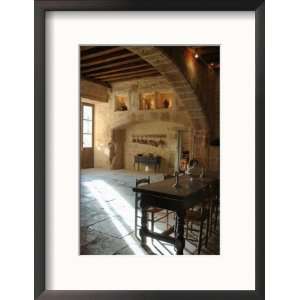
[108,129,126,170]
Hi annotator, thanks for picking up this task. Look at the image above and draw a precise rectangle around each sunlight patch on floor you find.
[82,178,177,255]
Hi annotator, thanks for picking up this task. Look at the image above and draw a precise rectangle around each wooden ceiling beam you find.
[81,57,144,74]
[94,68,157,80]
[107,71,161,82]
[86,63,150,77]
[81,46,124,61]
[81,76,111,88]
[81,52,137,68]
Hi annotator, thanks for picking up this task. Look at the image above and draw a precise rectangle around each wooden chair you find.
[163,172,211,254]
[134,176,150,240]
[209,181,220,234]
[134,177,171,241]
[184,184,212,254]
[185,206,209,254]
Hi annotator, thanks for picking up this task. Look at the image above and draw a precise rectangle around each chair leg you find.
[197,220,204,254]
[185,220,189,239]
[166,210,169,229]
[174,215,178,238]
[209,204,214,235]
[205,209,210,248]
[214,205,219,232]
[135,199,138,239]
[151,212,154,244]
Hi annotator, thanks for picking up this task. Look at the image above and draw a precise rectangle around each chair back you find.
[136,176,150,187]
[135,176,150,203]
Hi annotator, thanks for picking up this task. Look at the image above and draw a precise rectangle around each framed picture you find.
[35,0,264,299]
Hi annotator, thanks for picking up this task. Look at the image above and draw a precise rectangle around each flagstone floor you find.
[80,168,220,255]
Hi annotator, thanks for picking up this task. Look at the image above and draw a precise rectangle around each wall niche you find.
[157,92,173,109]
[115,94,129,111]
[139,92,156,110]
[139,91,174,111]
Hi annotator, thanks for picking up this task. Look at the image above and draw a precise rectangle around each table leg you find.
[139,199,149,247]
[175,210,186,255]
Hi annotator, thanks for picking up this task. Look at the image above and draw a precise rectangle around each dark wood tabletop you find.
[133,175,219,254]
[133,175,217,200]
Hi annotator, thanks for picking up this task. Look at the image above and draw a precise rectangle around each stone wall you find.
[207,69,220,141]
[124,121,188,173]
[208,146,220,174]
[159,47,220,141]
[81,72,219,173]
[126,46,209,132]
[81,77,194,170]
[110,78,197,171]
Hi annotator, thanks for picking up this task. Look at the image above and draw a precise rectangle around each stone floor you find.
[80,168,220,255]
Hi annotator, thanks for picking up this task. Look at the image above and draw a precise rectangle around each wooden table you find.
[133,175,218,255]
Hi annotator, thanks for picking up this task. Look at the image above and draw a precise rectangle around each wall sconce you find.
[194,51,199,59]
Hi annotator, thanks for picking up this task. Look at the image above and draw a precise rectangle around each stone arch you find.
[125,46,209,134]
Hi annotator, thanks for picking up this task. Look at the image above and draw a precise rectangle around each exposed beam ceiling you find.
[81,46,123,61]
[81,52,137,68]
[80,46,161,83]
[95,68,157,80]
[80,46,219,84]
[107,72,161,82]
[81,58,146,75]
[88,63,149,77]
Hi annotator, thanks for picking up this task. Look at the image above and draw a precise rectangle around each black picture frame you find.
[35,1,265,299]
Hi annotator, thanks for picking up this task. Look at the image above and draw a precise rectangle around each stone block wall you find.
[124,121,187,173]
[81,77,194,170]
[81,73,219,173]
[207,69,220,141]
[159,47,220,142]
[208,146,220,174]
